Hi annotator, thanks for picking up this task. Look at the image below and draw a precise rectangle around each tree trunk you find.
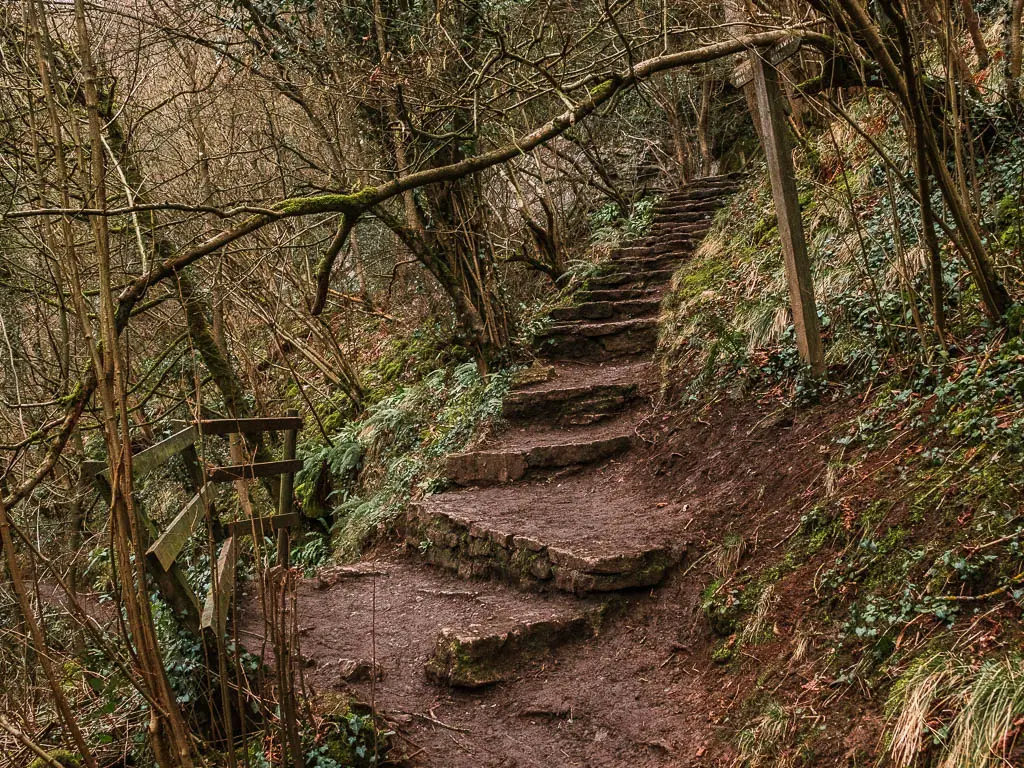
[959,0,990,69]
[697,73,716,177]
[72,1,195,763]
[1011,0,1024,105]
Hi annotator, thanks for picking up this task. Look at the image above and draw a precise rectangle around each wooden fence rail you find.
[83,410,302,640]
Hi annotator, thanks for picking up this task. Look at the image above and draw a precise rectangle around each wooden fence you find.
[83,411,302,639]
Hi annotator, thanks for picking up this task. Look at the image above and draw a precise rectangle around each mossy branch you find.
[2,28,825,510]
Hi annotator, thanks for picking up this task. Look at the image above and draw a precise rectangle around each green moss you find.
[275,187,378,216]
[588,78,616,101]
[712,637,736,664]
[675,257,733,303]
[29,751,80,768]
[56,380,84,407]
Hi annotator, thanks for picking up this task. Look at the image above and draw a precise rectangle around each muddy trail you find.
[240,176,853,766]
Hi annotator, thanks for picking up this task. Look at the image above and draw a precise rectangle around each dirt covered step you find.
[648,209,716,225]
[504,361,652,425]
[427,604,604,688]
[548,297,661,323]
[406,480,687,594]
[587,269,674,289]
[536,317,658,361]
[615,240,696,259]
[238,557,604,696]
[652,198,725,214]
[578,286,663,302]
[658,175,742,197]
[648,220,713,234]
[645,226,710,240]
[502,379,639,426]
[608,250,684,268]
[445,424,633,486]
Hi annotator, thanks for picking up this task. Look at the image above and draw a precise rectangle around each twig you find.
[0,715,63,768]
[397,711,471,734]
[935,572,1024,603]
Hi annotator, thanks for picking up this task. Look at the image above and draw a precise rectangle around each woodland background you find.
[4,0,1024,766]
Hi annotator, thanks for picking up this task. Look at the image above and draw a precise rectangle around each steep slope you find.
[240,176,804,766]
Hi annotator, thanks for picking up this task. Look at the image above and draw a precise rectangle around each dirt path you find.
[240,176,852,765]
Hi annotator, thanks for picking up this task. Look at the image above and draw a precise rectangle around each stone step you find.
[650,210,716,224]
[609,257,683,274]
[618,240,696,257]
[537,317,659,361]
[661,182,739,197]
[502,379,641,425]
[652,198,724,214]
[578,286,663,302]
[643,230,708,245]
[659,177,742,198]
[658,188,738,206]
[650,217,710,228]
[406,480,687,595]
[238,557,604,696]
[663,181,738,193]
[427,605,604,687]
[609,252,682,269]
[549,298,660,323]
[588,269,674,289]
[649,219,712,232]
[446,430,633,487]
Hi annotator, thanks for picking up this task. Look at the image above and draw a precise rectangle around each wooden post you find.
[749,51,825,376]
[201,535,237,638]
[86,470,203,632]
[276,409,299,568]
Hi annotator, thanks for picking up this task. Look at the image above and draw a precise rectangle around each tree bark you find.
[71,1,194,764]
[1011,0,1024,105]
[959,0,990,69]
[0,499,97,768]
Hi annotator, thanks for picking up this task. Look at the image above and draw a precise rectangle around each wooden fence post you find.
[276,409,299,568]
[85,468,203,632]
[749,51,825,376]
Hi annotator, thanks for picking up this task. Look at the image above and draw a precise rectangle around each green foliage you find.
[152,599,207,708]
[839,334,1024,458]
[702,578,740,637]
[363,319,475,397]
[295,440,363,517]
[656,95,1024,401]
[305,711,393,767]
[29,751,81,768]
[589,195,659,249]
[300,362,515,558]
[291,534,332,575]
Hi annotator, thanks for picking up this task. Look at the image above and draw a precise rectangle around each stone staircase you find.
[406,174,740,649]
[255,174,741,764]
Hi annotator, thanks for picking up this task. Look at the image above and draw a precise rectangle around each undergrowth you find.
[660,71,1024,768]
[296,360,515,558]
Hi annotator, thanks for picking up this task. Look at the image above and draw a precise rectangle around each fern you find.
[300,363,516,558]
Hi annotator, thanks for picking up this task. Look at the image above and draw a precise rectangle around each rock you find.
[338,658,384,683]
[315,563,387,589]
[446,451,528,486]
[518,695,574,719]
[426,609,603,688]
[502,382,640,426]
[538,318,659,361]
[446,434,632,487]
[512,364,555,387]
